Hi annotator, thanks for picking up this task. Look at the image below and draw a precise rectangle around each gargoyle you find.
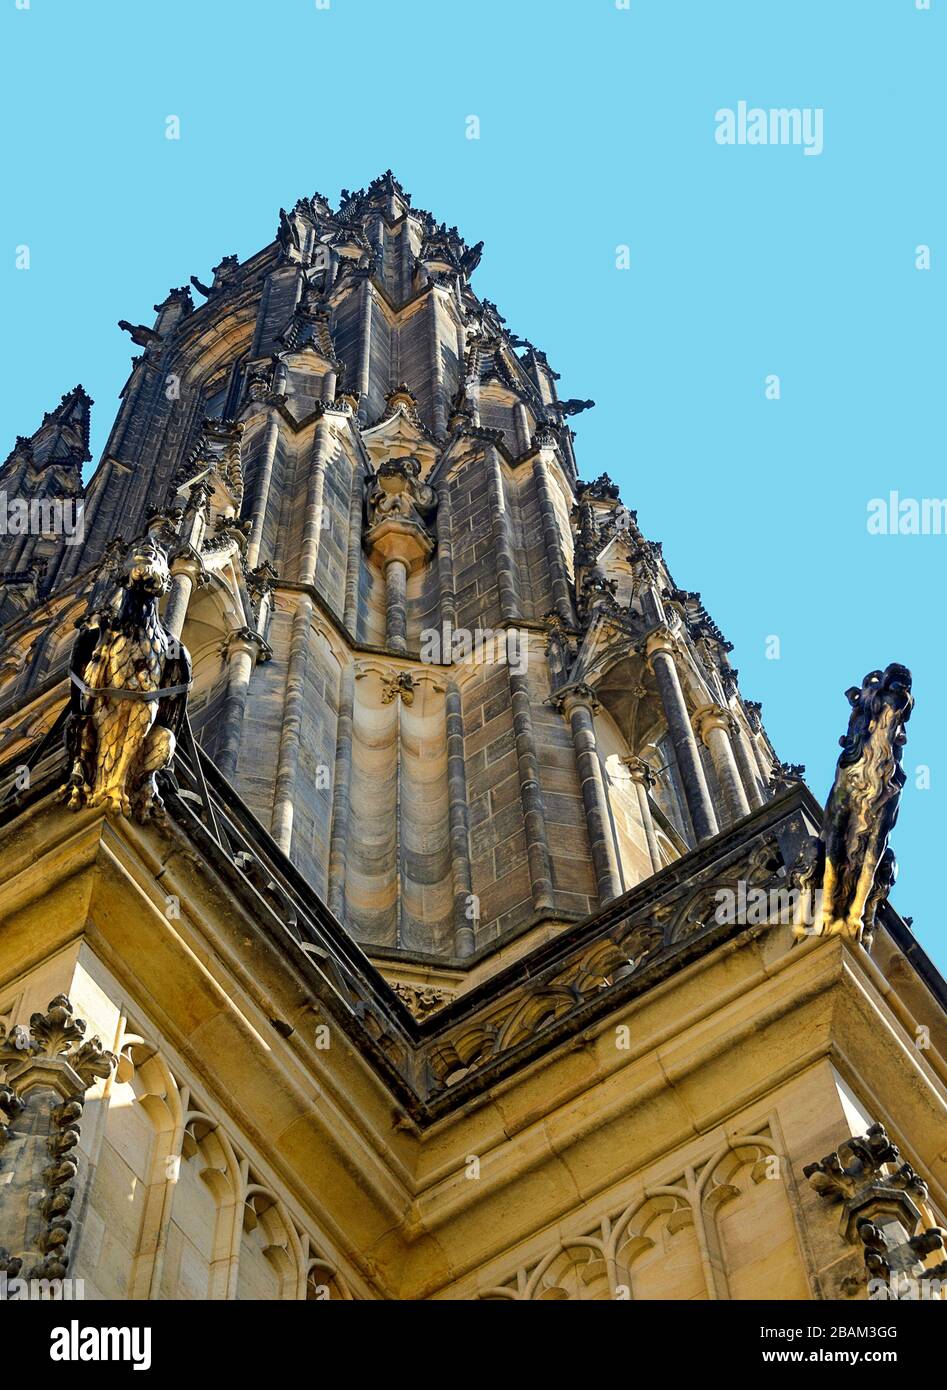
[460,241,484,277]
[58,536,191,821]
[792,664,913,945]
[118,320,161,348]
[277,207,302,254]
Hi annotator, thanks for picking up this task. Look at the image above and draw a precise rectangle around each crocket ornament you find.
[59,536,191,821]
[792,664,913,947]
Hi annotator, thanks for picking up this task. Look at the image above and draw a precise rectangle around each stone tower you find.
[0,174,945,1303]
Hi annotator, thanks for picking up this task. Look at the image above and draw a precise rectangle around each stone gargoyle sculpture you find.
[58,535,191,821]
[792,663,913,948]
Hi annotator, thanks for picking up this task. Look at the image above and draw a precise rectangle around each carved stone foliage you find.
[744,699,763,732]
[392,983,453,1021]
[576,566,618,622]
[0,996,115,1281]
[576,472,620,501]
[173,418,244,510]
[380,672,416,706]
[791,664,913,948]
[770,761,806,794]
[58,534,192,822]
[804,1123,947,1299]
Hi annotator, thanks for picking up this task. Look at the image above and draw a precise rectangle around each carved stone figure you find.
[792,664,913,945]
[822,664,913,940]
[59,536,191,820]
[365,456,435,531]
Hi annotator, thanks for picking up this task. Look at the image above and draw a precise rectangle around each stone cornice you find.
[7,733,929,1127]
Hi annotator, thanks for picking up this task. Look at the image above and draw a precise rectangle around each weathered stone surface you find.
[0,173,941,1306]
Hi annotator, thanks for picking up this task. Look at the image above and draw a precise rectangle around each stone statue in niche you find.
[365,456,436,534]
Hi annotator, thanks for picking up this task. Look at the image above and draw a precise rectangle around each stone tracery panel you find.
[79,1026,358,1301]
[477,1126,811,1302]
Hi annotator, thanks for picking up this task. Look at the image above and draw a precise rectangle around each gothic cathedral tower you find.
[0,173,945,1303]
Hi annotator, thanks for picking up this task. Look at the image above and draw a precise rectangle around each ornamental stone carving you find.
[791,664,912,947]
[364,456,437,573]
[59,535,192,821]
[0,996,115,1281]
[392,983,453,1021]
[804,1123,946,1299]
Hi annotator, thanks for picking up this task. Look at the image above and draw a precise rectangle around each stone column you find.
[532,451,576,626]
[731,721,765,810]
[358,280,374,413]
[246,413,280,569]
[445,682,475,956]
[0,996,115,1281]
[429,290,448,436]
[343,454,365,635]
[557,684,622,903]
[755,741,775,788]
[435,479,456,629]
[645,629,719,844]
[486,450,519,624]
[270,595,313,853]
[163,549,203,641]
[298,416,332,587]
[694,704,751,823]
[622,755,662,873]
[216,628,268,778]
[364,459,436,654]
[509,662,555,912]
[327,664,356,919]
[384,557,409,654]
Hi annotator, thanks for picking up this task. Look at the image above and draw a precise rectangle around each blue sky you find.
[2,0,944,967]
